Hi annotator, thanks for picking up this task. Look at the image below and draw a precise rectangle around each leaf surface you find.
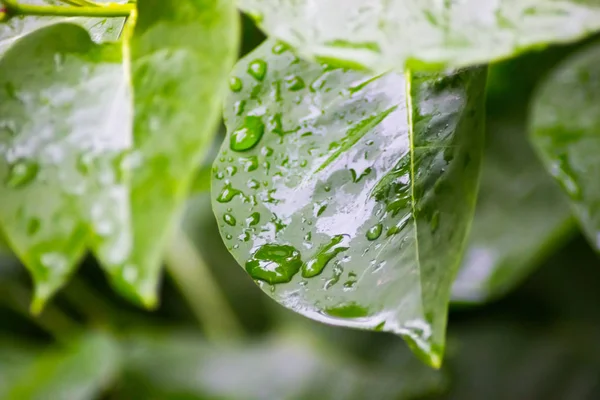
[112,0,239,305]
[0,24,132,311]
[238,0,600,72]
[530,41,600,253]
[452,116,574,303]
[212,40,486,366]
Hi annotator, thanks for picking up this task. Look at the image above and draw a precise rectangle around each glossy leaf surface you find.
[0,24,132,311]
[212,40,486,366]
[452,116,574,303]
[0,0,124,54]
[118,330,445,399]
[115,0,239,305]
[239,0,600,72]
[6,332,120,400]
[530,42,600,252]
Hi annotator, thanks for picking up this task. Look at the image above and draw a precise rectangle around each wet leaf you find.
[530,41,600,253]
[212,39,486,367]
[117,330,445,399]
[238,0,600,72]
[452,116,575,304]
[6,332,121,400]
[0,0,124,54]
[111,0,239,305]
[0,24,132,312]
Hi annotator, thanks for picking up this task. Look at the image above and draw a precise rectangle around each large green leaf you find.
[452,115,574,303]
[117,330,445,399]
[212,40,486,366]
[112,0,239,305]
[5,332,121,400]
[238,0,600,72]
[530,42,600,253]
[0,0,124,54]
[0,24,132,311]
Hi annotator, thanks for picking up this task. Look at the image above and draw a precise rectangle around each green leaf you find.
[0,337,38,397]
[0,24,132,312]
[0,0,124,54]
[530,41,600,253]
[110,0,239,306]
[211,40,486,367]
[6,332,121,400]
[238,0,600,72]
[452,115,575,303]
[118,330,445,399]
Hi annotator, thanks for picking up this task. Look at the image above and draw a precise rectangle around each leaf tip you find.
[30,283,53,315]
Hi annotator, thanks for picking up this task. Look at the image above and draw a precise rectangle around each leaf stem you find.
[165,227,243,341]
[2,0,133,18]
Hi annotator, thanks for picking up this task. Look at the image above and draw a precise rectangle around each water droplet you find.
[247,179,260,189]
[234,99,246,116]
[217,182,241,203]
[366,223,382,240]
[285,75,306,91]
[240,156,259,172]
[229,76,243,92]
[245,244,302,284]
[225,234,233,240]
[302,235,349,278]
[261,146,274,157]
[247,59,267,81]
[324,302,370,318]
[246,212,260,226]
[350,167,372,183]
[6,160,39,188]
[313,201,327,217]
[272,42,288,54]
[223,213,236,226]
[230,116,265,152]
[226,166,237,176]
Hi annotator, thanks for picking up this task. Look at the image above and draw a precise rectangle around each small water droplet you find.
[217,182,241,203]
[247,179,260,189]
[240,156,259,172]
[350,167,372,183]
[285,75,305,91]
[223,213,236,226]
[234,100,246,116]
[366,223,383,240]
[229,76,243,92]
[302,235,350,278]
[313,201,327,217]
[247,59,267,81]
[246,212,260,226]
[27,218,40,236]
[272,42,288,54]
[226,166,237,176]
[245,244,302,284]
[261,146,274,157]
[324,302,370,318]
[230,116,265,152]
[6,160,39,188]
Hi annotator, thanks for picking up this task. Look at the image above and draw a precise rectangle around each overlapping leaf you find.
[238,0,600,72]
[530,41,600,253]
[212,40,486,366]
[452,116,574,303]
[0,0,239,309]
[0,24,132,311]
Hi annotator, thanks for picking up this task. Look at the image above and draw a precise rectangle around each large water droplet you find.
[6,160,39,188]
[247,59,267,81]
[324,302,370,318]
[302,235,349,278]
[230,116,265,152]
[245,244,302,284]
[366,223,382,240]
[216,182,241,203]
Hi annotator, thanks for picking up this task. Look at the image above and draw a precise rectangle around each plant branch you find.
[2,0,133,18]
[165,226,243,341]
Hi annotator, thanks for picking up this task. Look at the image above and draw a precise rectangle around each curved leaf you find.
[452,116,575,303]
[238,0,600,72]
[212,40,486,366]
[0,24,132,312]
[119,330,445,400]
[6,332,121,400]
[110,0,239,305]
[530,41,600,253]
